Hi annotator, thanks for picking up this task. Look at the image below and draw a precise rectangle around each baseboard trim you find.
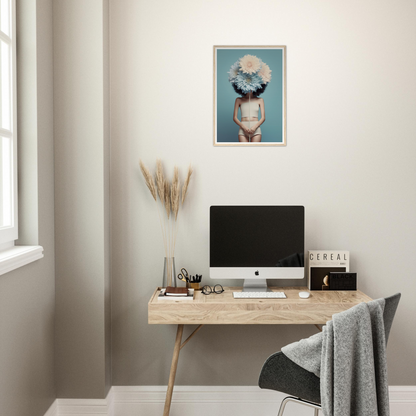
[112,385,282,403]
[45,385,416,416]
[389,385,416,402]
[54,389,114,416]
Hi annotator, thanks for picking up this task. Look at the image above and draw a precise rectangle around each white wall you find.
[110,0,416,386]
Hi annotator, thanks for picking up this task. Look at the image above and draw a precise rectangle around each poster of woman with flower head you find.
[214,46,286,146]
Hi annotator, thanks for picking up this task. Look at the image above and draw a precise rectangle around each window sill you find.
[0,245,44,276]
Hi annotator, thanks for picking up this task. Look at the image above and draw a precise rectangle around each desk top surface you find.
[148,286,372,325]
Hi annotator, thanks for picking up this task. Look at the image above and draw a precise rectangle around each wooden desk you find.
[148,286,372,416]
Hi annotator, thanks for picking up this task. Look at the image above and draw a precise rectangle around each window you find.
[0,0,42,275]
[0,0,17,247]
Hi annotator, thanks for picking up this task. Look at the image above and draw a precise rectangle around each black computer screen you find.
[210,206,304,268]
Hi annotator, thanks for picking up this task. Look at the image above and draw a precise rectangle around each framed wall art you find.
[213,45,286,146]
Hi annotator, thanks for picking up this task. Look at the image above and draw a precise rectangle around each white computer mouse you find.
[299,291,311,299]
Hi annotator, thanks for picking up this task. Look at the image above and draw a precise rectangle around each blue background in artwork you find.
[216,48,283,143]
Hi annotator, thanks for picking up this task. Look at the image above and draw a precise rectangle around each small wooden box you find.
[308,250,349,291]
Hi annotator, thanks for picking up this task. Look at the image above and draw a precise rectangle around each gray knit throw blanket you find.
[282,299,390,416]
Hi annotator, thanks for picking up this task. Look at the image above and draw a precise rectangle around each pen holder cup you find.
[187,282,201,290]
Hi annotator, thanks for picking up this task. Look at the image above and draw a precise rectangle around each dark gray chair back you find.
[383,293,401,344]
[258,292,401,405]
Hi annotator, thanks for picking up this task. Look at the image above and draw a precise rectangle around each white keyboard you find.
[233,291,286,299]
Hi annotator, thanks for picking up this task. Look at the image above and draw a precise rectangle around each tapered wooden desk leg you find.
[163,324,184,416]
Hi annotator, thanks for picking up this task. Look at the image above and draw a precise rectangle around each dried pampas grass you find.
[139,159,194,285]
[139,160,157,201]
[164,180,170,219]
[171,167,180,221]
[182,164,193,205]
[156,159,165,203]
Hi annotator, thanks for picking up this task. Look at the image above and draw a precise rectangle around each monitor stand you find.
[242,279,270,292]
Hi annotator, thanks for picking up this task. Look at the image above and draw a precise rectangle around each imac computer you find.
[209,205,305,292]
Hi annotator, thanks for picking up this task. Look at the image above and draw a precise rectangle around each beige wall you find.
[0,1,56,415]
[54,0,111,399]
[110,0,416,386]
[2,2,415,413]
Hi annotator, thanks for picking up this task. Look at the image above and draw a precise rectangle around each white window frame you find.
[0,0,43,274]
[0,0,17,246]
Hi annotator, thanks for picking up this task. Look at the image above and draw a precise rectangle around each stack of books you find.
[308,250,350,290]
[157,286,195,301]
